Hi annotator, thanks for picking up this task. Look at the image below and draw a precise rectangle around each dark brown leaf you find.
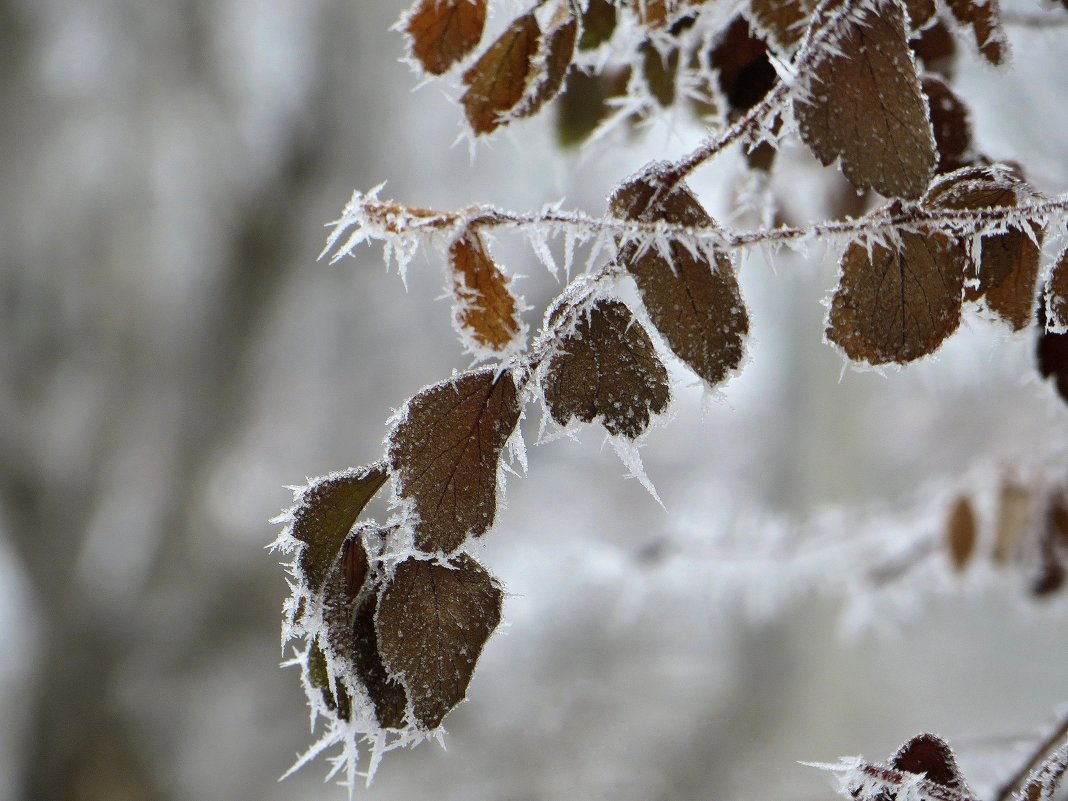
[388,369,522,553]
[461,13,541,135]
[556,66,631,147]
[405,0,488,76]
[377,554,503,729]
[747,0,816,51]
[1044,246,1068,329]
[640,39,679,107]
[795,0,936,199]
[518,2,579,118]
[945,496,977,573]
[927,170,1043,331]
[892,733,968,791]
[910,19,957,79]
[610,171,749,387]
[1037,297,1068,404]
[542,298,670,439]
[579,0,617,49]
[352,593,408,728]
[826,229,965,365]
[308,641,352,721]
[946,0,1006,65]
[449,229,521,352]
[903,0,936,29]
[710,16,778,117]
[291,464,389,594]
[922,76,972,175]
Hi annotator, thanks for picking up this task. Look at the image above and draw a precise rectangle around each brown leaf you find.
[377,554,503,729]
[518,2,578,118]
[556,66,631,147]
[308,641,352,721]
[945,496,977,573]
[1037,297,1068,405]
[291,464,389,594]
[637,0,670,27]
[795,0,936,199]
[1044,246,1068,329]
[927,170,1043,331]
[946,0,1006,65]
[388,369,522,553]
[910,19,957,79]
[610,171,749,387]
[903,0,936,29]
[461,13,541,135]
[542,298,670,439]
[710,16,778,117]
[579,0,617,49]
[892,733,969,792]
[922,76,972,175]
[826,229,965,365]
[449,229,521,352]
[352,592,408,728]
[640,38,679,107]
[747,0,816,50]
[1032,491,1068,596]
[405,0,488,76]
[993,480,1032,565]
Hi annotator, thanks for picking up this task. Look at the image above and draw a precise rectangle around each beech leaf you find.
[891,733,970,792]
[388,369,522,553]
[826,229,965,365]
[291,464,389,594]
[377,554,503,729]
[922,76,972,175]
[461,13,541,135]
[404,0,488,76]
[542,298,670,439]
[795,0,935,200]
[518,1,578,118]
[352,592,409,728]
[449,229,522,353]
[946,0,1007,66]
[610,171,749,388]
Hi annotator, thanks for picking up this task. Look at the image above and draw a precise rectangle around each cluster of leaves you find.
[275,0,1068,788]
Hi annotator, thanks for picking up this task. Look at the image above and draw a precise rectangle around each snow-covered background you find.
[1,1,1067,799]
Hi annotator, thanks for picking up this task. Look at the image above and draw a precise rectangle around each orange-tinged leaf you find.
[826,229,965,365]
[945,496,977,573]
[377,554,503,729]
[795,0,935,199]
[449,230,521,353]
[610,171,749,387]
[462,13,541,135]
[946,0,1007,65]
[388,369,522,553]
[542,299,670,439]
[405,0,488,75]
[291,464,389,594]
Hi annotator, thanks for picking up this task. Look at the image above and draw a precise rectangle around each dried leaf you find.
[747,0,816,50]
[910,19,957,79]
[579,0,617,49]
[610,171,749,387]
[640,39,679,107]
[1044,246,1068,329]
[637,0,670,27]
[308,641,352,721]
[542,299,670,439]
[993,481,1032,565]
[405,0,488,76]
[377,554,503,729]
[927,170,1043,331]
[710,16,778,117]
[556,66,630,146]
[518,2,579,118]
[795,0,936,199]
[449,230,521,352]
[946,0,1006,65]
[922,76,972,175]
[903,0,936,29]
[945,496,977,573]
[352,593,408,728]
[1037,298,1068,405]
[291,464,389,594]
[1032,491,1068,596]
[461,13,541,135]
[388,369,522,553]
[891,733,970,792]
[826,229,965,365]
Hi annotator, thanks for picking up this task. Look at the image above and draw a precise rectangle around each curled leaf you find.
[377,554,503,729]
[462,13,541,135]
[610,170,749,388]
[795,0,936,199]
[404,0,488,75]
[542,298,670,439]
[290,464,389,594]
[388,369,522,553]
[826,229,965,365]
[449,229,522,353]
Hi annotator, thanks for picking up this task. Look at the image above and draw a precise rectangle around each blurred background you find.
[2,1,1067,799]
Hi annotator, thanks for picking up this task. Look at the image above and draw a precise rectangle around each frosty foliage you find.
[277,0,1068,792]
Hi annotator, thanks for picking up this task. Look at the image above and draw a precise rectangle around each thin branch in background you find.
[993,711,1068,801]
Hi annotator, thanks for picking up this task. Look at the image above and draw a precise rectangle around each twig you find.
[992,712,1068,801]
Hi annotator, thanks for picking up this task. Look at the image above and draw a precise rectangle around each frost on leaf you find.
[946,0,1006,66]
[927,169,1043,331]
[710,16,778,118]
[388,369,522,553]
[945,496,977,573]
[449,229,522,353]
[826,229,965,365]
[890,733,971,793]
[542,298,670,439]
[1038,297,1068,405]
[290,464,389,594]
[461,13,541,135]
[517,1,578,119]
[747,0,816,51]
[1017,734,1068,801]
[377,554,503,729]
[795,0,936,200]
[1033,491,1068,596]
[308,641,352,721]
[579,0,616,50]
[404,0,488,76]
[610,169,749,388]
[922,76,972,175]
[1044,246,1068,329]
[351,591,408,728]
